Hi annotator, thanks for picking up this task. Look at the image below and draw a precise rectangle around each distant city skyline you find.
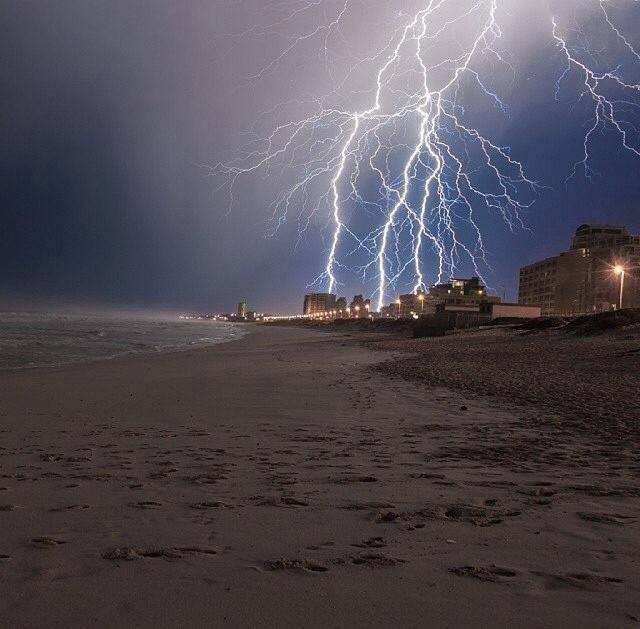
[2,2,640,314]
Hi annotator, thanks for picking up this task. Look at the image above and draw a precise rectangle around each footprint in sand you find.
[190,501,228,510]
[264,558,329,573]
[351,553,405,568]
[103,547,180,561]
[174,546,218,556]
[352,537,387,549]
[333,475,378,484]
[578,512,636,525]
[531,570,623,589]
[449,565,518,583]
[128,501,163,509]
[31,537,66,548]
[280,496,309,507]
[342,501,395,511]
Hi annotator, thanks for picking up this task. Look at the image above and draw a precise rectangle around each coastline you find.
[0,325,638,628]
[0,313,248,372]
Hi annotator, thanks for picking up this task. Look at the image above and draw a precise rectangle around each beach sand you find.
[0,325,638,628]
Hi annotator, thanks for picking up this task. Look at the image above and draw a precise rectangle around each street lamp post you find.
[614,265,626,310]
[418,293,425,313]
[395,298,401,319]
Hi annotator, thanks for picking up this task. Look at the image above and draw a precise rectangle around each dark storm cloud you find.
[0,0,287,311]
[1,1,639,313]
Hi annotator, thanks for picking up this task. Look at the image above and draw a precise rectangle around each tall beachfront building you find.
[303,292,336,316]
[519,224,640,315]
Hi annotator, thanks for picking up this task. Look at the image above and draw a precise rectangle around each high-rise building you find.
[519,224,640,315]
[237,301,248,318]
[303,293,336,316]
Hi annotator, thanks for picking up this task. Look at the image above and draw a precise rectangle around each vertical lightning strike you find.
[209,0,640,309]
[327,113,361,293]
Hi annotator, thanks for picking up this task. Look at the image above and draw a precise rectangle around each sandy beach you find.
[1,324,638,628]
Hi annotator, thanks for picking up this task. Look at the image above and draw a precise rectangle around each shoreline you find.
[0,313,248,373]
[1,325,638,628]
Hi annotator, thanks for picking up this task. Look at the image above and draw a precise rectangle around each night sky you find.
[2,1,640,313]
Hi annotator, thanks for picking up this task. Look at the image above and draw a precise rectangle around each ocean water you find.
[0,312,247,370]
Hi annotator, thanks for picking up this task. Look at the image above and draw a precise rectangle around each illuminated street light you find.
[395,298,401,319]
[418,292,425,313]
[614,264,626,310]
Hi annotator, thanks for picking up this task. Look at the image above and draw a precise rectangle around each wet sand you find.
[0,325,638,628]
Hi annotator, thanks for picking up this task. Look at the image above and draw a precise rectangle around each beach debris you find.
[40,454,63,462]
[374,510,399,523]
[103,547,141,561]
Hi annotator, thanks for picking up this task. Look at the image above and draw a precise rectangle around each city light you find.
[614,264,626,310]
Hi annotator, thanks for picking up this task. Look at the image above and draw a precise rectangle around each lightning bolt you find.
[208,0,640,311]
[553,1,640,182]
